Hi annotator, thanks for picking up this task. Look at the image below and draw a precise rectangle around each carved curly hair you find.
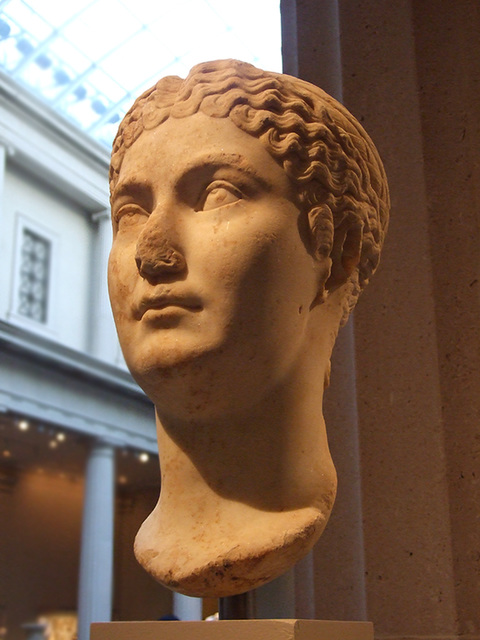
[110,59,389,319]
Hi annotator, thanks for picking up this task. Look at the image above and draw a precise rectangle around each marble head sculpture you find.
[108,59,389,597]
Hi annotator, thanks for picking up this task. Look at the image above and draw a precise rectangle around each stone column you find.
[281,0,342,95]
[88,210,119,363]
[77,441,116,640]
[281,0,367,620]
[0,142,14,318]
[314,322,367,620]
[0,143,7,214]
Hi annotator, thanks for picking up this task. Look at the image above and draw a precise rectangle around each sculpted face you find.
[107,60,389,597]
[108,112,325,415]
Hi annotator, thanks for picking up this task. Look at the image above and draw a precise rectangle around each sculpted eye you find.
[198,182,243,212]
[114,204,148,230]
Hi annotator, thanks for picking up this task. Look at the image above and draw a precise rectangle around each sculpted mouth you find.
[135,295,202,319]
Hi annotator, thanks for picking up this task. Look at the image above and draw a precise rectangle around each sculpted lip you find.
[135,294,202,320]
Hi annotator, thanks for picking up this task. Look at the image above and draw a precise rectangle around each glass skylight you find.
[0,0,282,148]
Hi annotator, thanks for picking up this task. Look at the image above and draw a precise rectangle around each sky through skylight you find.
[0,0,282,148]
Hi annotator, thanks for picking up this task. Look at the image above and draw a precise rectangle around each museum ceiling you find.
[0,0,281,148]
[0,412,159,493]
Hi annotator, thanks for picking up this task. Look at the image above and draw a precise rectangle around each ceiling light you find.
[18,419,30,431]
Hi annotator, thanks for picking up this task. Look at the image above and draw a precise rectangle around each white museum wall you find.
[0,77,159,637]
[2,162,92,352]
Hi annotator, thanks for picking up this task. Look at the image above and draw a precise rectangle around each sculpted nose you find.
[135,223,186,279]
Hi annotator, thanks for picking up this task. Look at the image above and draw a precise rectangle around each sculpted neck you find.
[156,360,332,512]
[133,326,338,597]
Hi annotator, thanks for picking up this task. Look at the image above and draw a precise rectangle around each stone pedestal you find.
[91,619,373,640]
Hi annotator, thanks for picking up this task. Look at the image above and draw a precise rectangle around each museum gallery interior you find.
[0,1,479,640]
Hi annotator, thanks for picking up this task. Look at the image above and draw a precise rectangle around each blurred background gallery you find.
[0,1,282,639]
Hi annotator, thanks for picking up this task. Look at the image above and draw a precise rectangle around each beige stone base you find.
[91,619,373,640]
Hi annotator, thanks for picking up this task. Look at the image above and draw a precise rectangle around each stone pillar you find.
[410,3,480,634]
[172,593,203,621]
[337,1,461,637]
[280,1,479,636]
[281,0,367,620]
[0,143,8,214]
[0,142,13,318]
[315,322,367,621]
[88,210,118,363]
[281,0,342,95]
[77,441,116,640]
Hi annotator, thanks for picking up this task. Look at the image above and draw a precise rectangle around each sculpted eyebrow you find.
[183,153,272,190]
[112,180,153,205]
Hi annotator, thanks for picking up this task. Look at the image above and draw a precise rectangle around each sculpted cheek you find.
[108,253,135,318]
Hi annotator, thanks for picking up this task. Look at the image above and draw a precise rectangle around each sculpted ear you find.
[325,220,363,293]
